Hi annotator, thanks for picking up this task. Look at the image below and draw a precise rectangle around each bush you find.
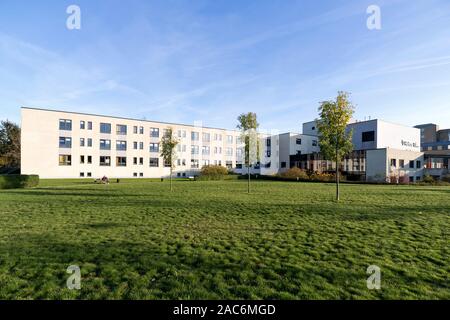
[422,174,435,184]
[309,172,336,182]
[0,175,39,189]
[279,168,309,180]
[198,165,229,180]
[442,174,450,183]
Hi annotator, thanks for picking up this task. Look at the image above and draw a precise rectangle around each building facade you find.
[263,119,425,182]
[21,107,244,179]
[414,123,450,179]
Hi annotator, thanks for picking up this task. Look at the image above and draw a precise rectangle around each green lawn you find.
[0,179,448,299]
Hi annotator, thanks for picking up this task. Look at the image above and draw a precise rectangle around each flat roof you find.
[21,106,239,132]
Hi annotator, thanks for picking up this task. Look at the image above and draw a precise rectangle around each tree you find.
[237,112,260,193]
[160,128,179,191]
[317,92,354,201]
[0,120,21,168]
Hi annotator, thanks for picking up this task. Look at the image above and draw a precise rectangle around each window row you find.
[59,155,235,169]
[60,119,239,143]
[390,159,422,169]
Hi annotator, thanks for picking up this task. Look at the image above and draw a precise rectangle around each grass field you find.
[0,179,448,299]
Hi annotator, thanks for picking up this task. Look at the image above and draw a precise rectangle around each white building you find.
[293,119,425,182]
[21,107,244,179]
[20,107,425,183]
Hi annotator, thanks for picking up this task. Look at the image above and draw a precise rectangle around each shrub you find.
[422,174,435,184]
[309,172,336,182]
[198,165,228,180]
[0,175,39,189]
[279,167,309,180]
[442,174,450,183]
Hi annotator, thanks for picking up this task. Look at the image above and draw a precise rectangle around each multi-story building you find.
[414,123,450,180]
[21,107,243,179]
[251,119,425,183]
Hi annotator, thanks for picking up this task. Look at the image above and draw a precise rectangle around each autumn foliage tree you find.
[317,92,354,201]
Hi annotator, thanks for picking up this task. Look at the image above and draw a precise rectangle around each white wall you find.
[21,108,243,179]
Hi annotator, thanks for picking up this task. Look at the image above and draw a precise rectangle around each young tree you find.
[0,120,21,168]
[317,92,354,201]
[160,128,179,191]
[237,112,260,193]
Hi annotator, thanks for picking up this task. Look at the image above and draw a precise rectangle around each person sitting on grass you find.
[101,176,109,184]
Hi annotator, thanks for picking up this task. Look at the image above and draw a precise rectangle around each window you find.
[236,163,243,169]
[177,130,186,138]
[116,157,127,167]
[87,156,92,164]
[227,135,233,144]
[116,140,127,151]
[150,128,159,138]
[133,142,138,150]
[149,143,159,153]
[191,145,199,155]
[133,157,138,165]
[296,138,302,145]
[265,162,271,168]
[133,173,138,177]
[116,124,127,135]
[87,172,92,177]
[80,155,85,164]
[312,126,316,131]
[100,156,111,166]
[139,157,144,165]
[139,126,144,134]
[100,123,111,134]
[150,158,159,167]
[163,129,171,137]
[87,138,93,147]
[100,139,111,150]
[133,126,138,134]
[214,147,222,154]
[409,160,414,169]
[281,162,287,168]
[362,131,375,142]
[59,137,72,148]
[202,146,210,155]
[312,140,318,147]
[409,176,414,183]
[416,160,422,169]
[139,142,144,150]
[215,133,222,141]
[226,147,233,156]
[80,172,85,177]
[236,148,243,158]
[266,138,271,147]
[191,131,199,141]
[59,119,72,131]
[87,121,92,130]
[164,159,172,167]
[226,161,233,169]
[399,159,405,168]
[80,138,85,147]
[140,173,144,177]
[191,159,199,169]
[202,133,210,142]
[202,160,210,167]
[59,155,72,166]
[390,159,397,167]
[416,176,421,181]
[266,150,271,157]
[80,121,85,129]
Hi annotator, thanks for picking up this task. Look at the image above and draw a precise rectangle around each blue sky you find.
[1,0,450,132]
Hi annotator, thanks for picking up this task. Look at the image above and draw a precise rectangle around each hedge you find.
[0,175,39,189]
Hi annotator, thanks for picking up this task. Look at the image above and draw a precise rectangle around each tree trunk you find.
[247,165,250,194]
[336,147,340,202]
[170,166,173,192]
